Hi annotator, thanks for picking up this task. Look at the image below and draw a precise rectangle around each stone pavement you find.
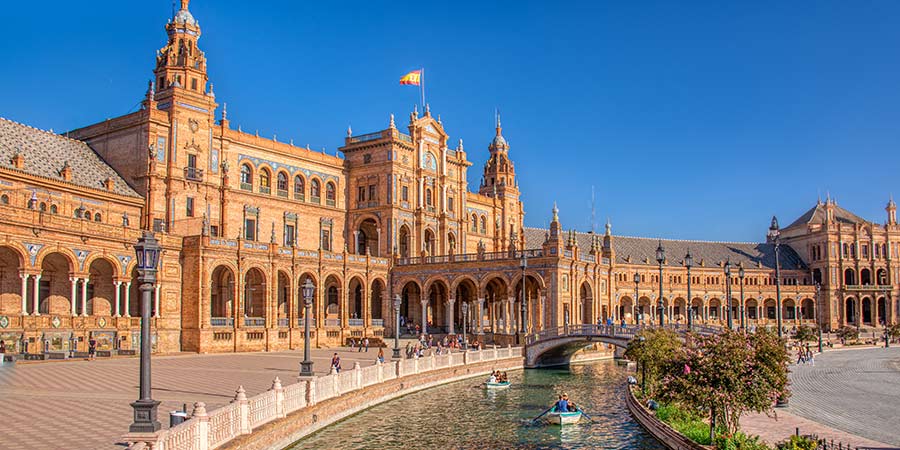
[742,346,900,448]
[0,346,394,450]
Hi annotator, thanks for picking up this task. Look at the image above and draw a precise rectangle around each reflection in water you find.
[290,360,663,449]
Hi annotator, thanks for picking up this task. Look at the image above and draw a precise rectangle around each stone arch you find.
[708,298,722,321]
[423,228,436,256]
[690,297,703,322]
[637,296,652,323]
[800,297,814,320]
[478,273,510,295]
[83,253,123,278]
[619,296,634,322]
[860,268,872,286]
[509,271,547,292]
[763,298,776,320]
[275,170,290,194]
[39,252,73,316]
[243,267,267,319]
[783,298,796,320]
[483,275,510,332]
[673,296,687,324]
[844,268,856,285]
[876,268,888,285]
[861,296,873,324]
[454,277,478,334]
[877,297,887,325]
[87,258,117,316]
[276,270,291,323]
[356,217,379,256]
[348,275,365,321]
[210,265,235,322]
[34,247,78,273]
[845,297,857,324]
[450,275,479,294]
[426,279,450,332]
[398,224,411,258]
[447,231,456,254]
[746,298,759,320]
[579,281,593,325]
[0,245,25,315]
[399,280,423,334]
[323,274,342,321]
[370,278,385,321]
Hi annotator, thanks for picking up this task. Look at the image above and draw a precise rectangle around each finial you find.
[146,80,155,102]
[347,125,352,137]
[425,103,430,115]
[222,102,227,120]
[437,114,441,124]
[180,0,190,10]
[458,138,464,150]
[208,83,214,95]
[496,108,501,132]
[552,202,559,222]
[605,218,611,236]
[389,113,395,128]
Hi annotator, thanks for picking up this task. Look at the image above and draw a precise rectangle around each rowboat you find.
[484,381,510,389]
[547,410,583,425]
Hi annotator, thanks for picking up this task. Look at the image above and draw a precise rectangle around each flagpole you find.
[421,67,426,109]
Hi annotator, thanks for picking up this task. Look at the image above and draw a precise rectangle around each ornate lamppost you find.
[461,302,469,350]
[739,263,745,331]
[299,277,315,377]
[633,272,640,325]
[656,241,665,327]
[768,216,784,337]
[685,250,693,330]
[725,259,733,330]
[129,231,161,433]
[392,294,402,359]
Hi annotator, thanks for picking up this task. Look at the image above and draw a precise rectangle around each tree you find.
[887,323,900,340]
[792,325,816,344]
[835,326,859,343]
[658,329,789,439]
[623,328,683,398]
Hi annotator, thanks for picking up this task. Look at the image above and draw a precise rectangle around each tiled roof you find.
[523,227,806,270]
[0,117,141,198]
[784,201,867,229]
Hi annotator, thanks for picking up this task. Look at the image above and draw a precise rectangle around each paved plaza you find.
[786,346,900,447]
[0,347,391,450]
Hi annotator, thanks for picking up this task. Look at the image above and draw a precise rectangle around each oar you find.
[577,408,598,423]
[531,406,554,423]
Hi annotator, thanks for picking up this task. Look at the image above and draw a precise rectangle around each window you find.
[311,179,321,202]
[244,218,256,241]
[321,229,331,251]
[862,245,869,259]
[294,176,305,201]
[325,182,336,206]
[875,244,881,259]
[368,185,376,202]
[191,78,198,91]
[94,213,102,222]
[471,214,478,232]
[363,153,372,164]
[276,172,288,194]
[448,196,454,212]
[480,216,486,234]
[39,202,47,212]
[358,186,366,202]
[49,204,57,214]
[259,169,271,193]
[401,186,409,202]
[186,197,195,217]
[284,224,295,247]
[240,164,253,190]
[0,194,7,205]
[425,189,432,206]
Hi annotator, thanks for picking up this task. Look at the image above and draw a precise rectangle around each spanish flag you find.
[399,70,422,86]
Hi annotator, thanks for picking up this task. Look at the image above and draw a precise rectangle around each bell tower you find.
[153,0,211,104]
[479,113,517,197]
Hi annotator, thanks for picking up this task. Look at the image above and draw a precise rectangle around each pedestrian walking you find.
[88,338,97,360]
[796,347,806,365]
[349,338,355,349]
[363,337,369,352]
[0,340,6,366]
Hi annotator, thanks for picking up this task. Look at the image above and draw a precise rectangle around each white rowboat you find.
[485,381,510,389]
[547,410,583,425]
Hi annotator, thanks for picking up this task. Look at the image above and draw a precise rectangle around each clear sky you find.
[2,1,898,242]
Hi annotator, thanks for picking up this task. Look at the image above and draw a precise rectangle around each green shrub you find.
[775,435,817,450]
[655,403,712,446]
[715,432,771,450]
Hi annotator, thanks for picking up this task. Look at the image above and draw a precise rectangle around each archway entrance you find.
[210,266,235,325]
[357,218,379,256]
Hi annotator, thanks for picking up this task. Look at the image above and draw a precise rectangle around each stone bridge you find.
[523,324,721,368]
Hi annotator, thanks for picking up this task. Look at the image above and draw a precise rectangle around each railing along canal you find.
[131,346,523,450]
[524,323,722,346]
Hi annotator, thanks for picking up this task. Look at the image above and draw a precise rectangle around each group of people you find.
[553,393,579,412]
[348,337,370,352]
[795,343,815,365]
[487,370,509,383]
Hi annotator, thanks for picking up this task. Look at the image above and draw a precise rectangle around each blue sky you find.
[2,1,898,242]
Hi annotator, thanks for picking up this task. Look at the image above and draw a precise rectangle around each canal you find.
[290,359,662,449]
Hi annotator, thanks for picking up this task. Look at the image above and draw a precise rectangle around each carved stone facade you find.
[0,1,895,355]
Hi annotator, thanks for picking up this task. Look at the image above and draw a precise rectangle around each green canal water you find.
[289,359,663,449]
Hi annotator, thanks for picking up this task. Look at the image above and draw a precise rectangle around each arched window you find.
[259,168,271,193]
[49,204,58,214]
[276,172,288,194]
[325,182,336,206]
[39,202,47,212]
[480,216,487,234]
[84,210,92,220]
[310,179,321,202]
[94,213,102,222]
[471,214,478,232]
[240,164,253,190]
[294,175,305,201]
[0,194,7,205]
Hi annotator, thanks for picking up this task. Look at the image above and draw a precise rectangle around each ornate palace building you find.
[0,1,896,355]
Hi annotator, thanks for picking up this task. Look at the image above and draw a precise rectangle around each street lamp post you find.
[739,264,745,331]
[685,250,693,331]
[520,252,528,335]
[299,277,315,377]
[392,295,402,359]
[129,231,161,433]
[815,283,823,353]
[656,241,665,327]
[768,216,784,337]
[633,272,640,325]
[725,259,733,330]
[638,335,647,394]
[462,302,469,351]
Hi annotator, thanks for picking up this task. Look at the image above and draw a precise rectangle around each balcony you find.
[244,317,265,327]
[325,318,341,327]
[259,186,271,194]
[210,317,234,327]
[845,284,891,292]
[348,318,364,327]
[371,319,384,327]
[277,317,289,327]
[184,166,204,182]
[296,316,316,326]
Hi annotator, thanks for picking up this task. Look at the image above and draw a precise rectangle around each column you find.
[20,273,28,316]
[446,296,455,334]
[80,278,88,317]
[154,284,161,318]
[70,278,79,316]
[32,274,41,316]
[537,291,545,331]
[353,231,359,254]
[420,300,428,335]
[124,282,132,317]
[477,298,485,335]
[113,281,122,317]
[506,298,514,333]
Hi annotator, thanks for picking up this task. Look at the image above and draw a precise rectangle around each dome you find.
[490,134,508,150]
[174,9,197,26]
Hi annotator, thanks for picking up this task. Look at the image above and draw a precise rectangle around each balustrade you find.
[243,317,265,327]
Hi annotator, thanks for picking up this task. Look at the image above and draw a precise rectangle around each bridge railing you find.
[525,323,722,346]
